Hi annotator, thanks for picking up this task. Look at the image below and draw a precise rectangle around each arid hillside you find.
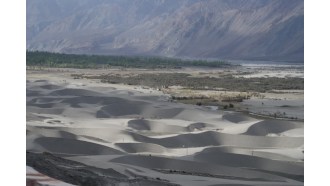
[27,0,303,62]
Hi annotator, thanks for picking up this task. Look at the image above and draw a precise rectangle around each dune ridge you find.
[26,76,304,186]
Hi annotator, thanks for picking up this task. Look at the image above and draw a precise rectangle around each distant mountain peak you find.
[27,0,304,62]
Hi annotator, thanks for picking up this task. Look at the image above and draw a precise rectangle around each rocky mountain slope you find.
[27,0,304,62]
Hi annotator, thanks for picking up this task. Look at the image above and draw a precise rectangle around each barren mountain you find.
[27,0,304,62]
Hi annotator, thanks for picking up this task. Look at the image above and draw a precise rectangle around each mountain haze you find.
[27,0,304,62]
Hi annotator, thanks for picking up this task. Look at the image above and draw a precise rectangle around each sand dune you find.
[193,146,303,162]
[67,155,303,186]
[96,102,148,118]
[222,112,258,123]
[26,72,304,186]
[30,137,124,155]
[115,143,168,154]
[27,125,134,143]
[28,102,57,108]
[244,120,303,136]
[34,80,49,83]
[280,128,304,137]
[194,149,303,175]
[49,88,105,97]
[126,130,303,148]
[174,109,224,123]
[186,122,214,131]
[126,119,213,133]
[39,84,62,90]
[97,102,186,119]
[110,90,138,95]
[26,113,52,122]
[27,107,65,115]
[28,97,65,104]
[110,155,289,182]
[127,119,188,133]
[26,90,44,97]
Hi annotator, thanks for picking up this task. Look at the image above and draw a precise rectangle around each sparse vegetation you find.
[73,73,304,92]
[70,71,303,113]
[27,51,234,69]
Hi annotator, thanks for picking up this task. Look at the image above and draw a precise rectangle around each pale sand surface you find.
[27,69,304,186]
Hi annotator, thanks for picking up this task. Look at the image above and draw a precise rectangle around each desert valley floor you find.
[26,68,304,186]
